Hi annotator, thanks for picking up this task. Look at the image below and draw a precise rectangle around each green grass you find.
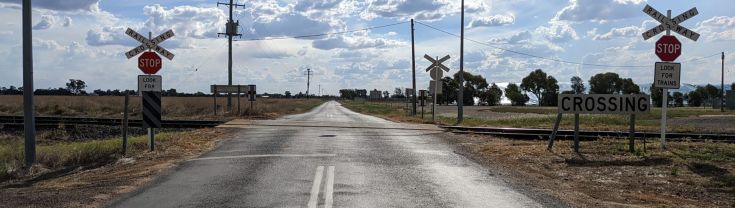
[0,132,179,181]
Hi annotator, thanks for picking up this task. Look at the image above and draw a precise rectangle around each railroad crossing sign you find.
[138,52,162,74]
[424,54,450,73]
[125,28,176,60]
[656,36,681,62]
[641,5,699,41]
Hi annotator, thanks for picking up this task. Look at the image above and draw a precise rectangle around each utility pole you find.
[722,52,726,112]
[411,19,417,115]
[217,0,244,112]
[318,84,321,97]
[458,0,465,123]
[305,68,313,99]
[22,0,35,167]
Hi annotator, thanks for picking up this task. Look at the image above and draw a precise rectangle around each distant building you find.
[369,89,382,99]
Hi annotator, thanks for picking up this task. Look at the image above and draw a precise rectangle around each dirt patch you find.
[443,134,735,207]
[0,128,234,208]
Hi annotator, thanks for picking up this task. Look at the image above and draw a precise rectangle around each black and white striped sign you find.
[142,91,162,128]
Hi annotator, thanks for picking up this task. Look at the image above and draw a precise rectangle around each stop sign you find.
[655,35,681,62]
[138,52,162,74]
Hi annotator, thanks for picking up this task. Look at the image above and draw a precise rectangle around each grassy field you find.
[0,95,326,120]
[341,100,735,133]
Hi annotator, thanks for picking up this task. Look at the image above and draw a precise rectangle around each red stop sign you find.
[138,52,162,74]
[655,35,681,62]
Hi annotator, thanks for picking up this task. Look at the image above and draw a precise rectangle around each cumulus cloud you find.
[251,13,332,39]
[0,0,100,12]
[468,14,515,28]
[695,16,735,41]
[592,25,641,40]
[359,0,490,22]
[32,15,71,30]
[312,34,405,50]
[535,21,579,43]
[85,26,136,46]
[554,0,644,22]
[143,4,227,39]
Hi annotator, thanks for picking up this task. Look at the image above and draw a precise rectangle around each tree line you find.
[423,69,731,107]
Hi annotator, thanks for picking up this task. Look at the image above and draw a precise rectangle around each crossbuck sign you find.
[641,5,699,41]
[125,28,176,60]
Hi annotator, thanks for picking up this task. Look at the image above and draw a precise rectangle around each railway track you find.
[0,116,224,129]
[441,126,735,142]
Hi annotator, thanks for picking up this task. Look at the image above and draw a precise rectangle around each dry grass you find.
[0,95,325,120]
[0,128,232,207]
[453,135,735,207]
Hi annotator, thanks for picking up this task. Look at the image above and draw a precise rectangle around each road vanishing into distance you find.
[110,101,550,208]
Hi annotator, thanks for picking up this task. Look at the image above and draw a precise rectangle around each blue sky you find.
[0,0,733,95]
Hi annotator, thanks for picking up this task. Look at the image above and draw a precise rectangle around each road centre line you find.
[189,154,337,161]
[308,166,325,208]
[325,166,335,208]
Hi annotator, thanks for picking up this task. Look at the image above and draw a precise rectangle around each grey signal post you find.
[458,0,465,124]
[217,0,244,112]
[411,19,417,116]
[22,0,35,167]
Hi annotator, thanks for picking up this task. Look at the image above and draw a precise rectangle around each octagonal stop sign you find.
[655,35,681,62]
[138,52,162,74]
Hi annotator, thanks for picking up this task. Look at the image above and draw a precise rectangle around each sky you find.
[0,0,733,95]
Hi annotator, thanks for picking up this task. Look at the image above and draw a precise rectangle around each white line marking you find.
[189,154,337,161]
[308,166,325,208]
[324,166,335,208]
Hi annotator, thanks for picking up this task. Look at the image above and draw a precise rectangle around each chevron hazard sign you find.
[142,91,162,128]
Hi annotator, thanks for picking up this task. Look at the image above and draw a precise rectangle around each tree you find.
[339,89,357,99]
[649,83,671,107]
[285,91,292,98]
[687,90,704,107]
[480,83,503,106]
[589,73,624,94]
[521,69,559,106]
[672,92,684,107]
[438,76,456,105]
[65,79,86,95]
[704,84,719,106]
[383,91,390,99]
[391,88,405,98]
[621,78,641,94]
[505,84,529,106]
[571,76,585,94]
[453,71,488,106]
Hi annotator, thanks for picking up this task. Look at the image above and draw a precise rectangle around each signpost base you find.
[148,128,155,151]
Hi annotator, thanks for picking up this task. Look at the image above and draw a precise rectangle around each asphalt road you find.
[110,101,548,208]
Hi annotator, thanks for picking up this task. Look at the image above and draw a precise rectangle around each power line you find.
[415,21,651,68]
[234,21,410,41]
